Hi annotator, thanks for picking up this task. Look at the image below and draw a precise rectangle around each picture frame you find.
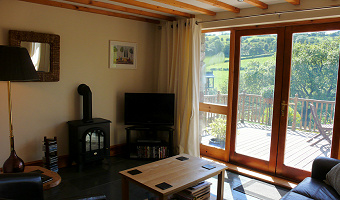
[109,40,137,69]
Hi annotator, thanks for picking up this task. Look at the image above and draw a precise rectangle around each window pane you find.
[200,111,226,150]
[235,34,278,161]
[283,30,340,171]
[200,32,230,105]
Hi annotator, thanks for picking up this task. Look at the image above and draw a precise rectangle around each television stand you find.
[125,126,174,160]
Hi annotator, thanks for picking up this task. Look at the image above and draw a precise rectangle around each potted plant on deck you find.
[208,117,226,148]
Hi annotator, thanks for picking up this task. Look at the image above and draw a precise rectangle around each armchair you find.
[0,173,43,200]
[0,173,107,200]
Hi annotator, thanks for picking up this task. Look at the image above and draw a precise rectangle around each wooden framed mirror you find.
[9,30,60,82]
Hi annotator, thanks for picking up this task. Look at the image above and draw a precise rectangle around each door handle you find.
[281,101,288,116]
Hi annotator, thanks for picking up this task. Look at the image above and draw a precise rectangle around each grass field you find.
[204,54,276,93]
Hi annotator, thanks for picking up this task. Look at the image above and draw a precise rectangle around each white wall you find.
[0,0,158,163]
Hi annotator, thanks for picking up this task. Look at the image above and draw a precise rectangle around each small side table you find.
[24,166,61,190]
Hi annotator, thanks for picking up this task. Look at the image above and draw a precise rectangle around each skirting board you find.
[0,144,127,172]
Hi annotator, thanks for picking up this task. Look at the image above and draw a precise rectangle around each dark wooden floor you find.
[43,156,289,200]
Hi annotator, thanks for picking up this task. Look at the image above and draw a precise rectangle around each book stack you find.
[137,146,168,159]
[174,181,211,200]
[43,136,58,172]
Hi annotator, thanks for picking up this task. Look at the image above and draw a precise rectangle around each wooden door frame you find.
[229,27,285,174]
[199,103,229,162]
[276,22,340,180]
[200,30,235,162]
[200,20,340,182]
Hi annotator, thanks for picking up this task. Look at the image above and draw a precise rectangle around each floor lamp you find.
[0,45,39,173]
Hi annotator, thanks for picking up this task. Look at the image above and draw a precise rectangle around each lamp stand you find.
[2,81,25,173]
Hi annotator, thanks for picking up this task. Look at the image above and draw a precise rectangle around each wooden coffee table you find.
[119,154,227,200]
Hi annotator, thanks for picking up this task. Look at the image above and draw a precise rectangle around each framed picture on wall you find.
[109,40,137,69]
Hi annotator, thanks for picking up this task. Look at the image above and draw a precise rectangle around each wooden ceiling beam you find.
[285,0,300,5]
[152,0,216,16]
[108,0,195,18]
[194,0,240,13]
[19,0,160,24]
[244,0,268,9]
[65,0,176,21]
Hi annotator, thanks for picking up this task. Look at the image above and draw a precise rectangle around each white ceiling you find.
[21,0,328,23]
[98,0,292,15]
[135,0,288,13]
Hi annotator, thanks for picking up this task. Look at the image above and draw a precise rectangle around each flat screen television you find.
[124,93,175,126]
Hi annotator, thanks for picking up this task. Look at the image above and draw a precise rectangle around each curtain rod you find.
[197,5,340,24]
[160,21,198,29]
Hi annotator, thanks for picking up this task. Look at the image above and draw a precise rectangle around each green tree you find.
[264,43,269,52]
[241,60,276,95]
[223,42,230,58]
[288,107,301,126]
[205,36,224,56]
[220,79,229,94]
[241,42,251,56]
[262,85,274,99]
[290,37,340,101]
[248,44,265,56]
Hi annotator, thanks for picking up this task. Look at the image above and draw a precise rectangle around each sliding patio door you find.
[229,27,285,173]
[229,23,340,181]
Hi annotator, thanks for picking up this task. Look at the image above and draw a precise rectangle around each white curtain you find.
[30,42,41,70]
[157,18,201,157]
[20,42,50,72]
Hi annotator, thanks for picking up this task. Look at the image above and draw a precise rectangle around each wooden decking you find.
[201,123,332,172]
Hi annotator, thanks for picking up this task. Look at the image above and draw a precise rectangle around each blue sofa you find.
[281,157,340,200]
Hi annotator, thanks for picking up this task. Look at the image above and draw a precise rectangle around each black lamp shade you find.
[0,45,39,81]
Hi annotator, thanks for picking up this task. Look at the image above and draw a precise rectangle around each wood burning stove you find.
[67,84,111,170]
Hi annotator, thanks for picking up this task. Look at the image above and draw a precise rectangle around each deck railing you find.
[288,94,335,131]
[201,92,335,132]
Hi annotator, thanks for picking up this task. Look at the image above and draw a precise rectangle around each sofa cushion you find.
[326,163,340,195]
[291,177,339,200]
[311,157,340,181]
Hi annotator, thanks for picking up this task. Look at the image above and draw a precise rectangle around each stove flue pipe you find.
[77,84,93,123]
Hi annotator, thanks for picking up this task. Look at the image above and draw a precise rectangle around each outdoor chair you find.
[307,103,333,146]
